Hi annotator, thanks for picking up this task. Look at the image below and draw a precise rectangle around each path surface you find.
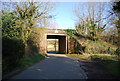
[79,60,119,79]
[11,54,87,79]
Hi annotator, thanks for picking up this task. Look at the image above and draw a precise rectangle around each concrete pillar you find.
[39,34,47,54]
[67,36,75,54]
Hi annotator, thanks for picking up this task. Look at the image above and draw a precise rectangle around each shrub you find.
[89,36,99,41]
[107,47,115,55]
[65,29,76,36]
[115,48,120,56]
[2,37,25,75]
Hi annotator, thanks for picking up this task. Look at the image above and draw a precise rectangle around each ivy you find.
[65,29,76,36]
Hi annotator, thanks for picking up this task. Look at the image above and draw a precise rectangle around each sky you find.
[2,1,112,29]
[1,2,76,29]
[50,2,111,29]
[51,2,76,29]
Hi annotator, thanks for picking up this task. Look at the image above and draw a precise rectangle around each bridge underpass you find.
[47,34,67,54]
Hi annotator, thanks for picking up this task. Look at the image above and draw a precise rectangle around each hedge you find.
[2,37,25,75]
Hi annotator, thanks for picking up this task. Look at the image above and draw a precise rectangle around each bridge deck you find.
[46,29,66,34]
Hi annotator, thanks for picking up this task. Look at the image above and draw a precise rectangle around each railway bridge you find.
[39,29,68,54]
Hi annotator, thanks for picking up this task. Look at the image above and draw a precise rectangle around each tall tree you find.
[14,2,54,43]
[74,2,109,37]
[112,1,120,47]
[2,2,55,55]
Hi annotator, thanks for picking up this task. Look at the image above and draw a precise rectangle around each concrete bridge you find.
[39,29,68,54]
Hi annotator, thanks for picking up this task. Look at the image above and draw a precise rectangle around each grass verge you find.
[67,54,119,76]
[3,54,47,78]
[18,54,47,69]
[67,54,91,61]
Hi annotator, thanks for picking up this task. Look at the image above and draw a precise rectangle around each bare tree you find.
[112,2,120,47]
[74,2,110,37]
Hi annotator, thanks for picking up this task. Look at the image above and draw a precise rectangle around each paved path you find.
[11,54,87,79]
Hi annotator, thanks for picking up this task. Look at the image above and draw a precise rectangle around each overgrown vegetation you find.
[65,29,76,36]
[2,37,25,75]
[70,35,117,55]
[112,1,120,59]
[2,2,54,75]
[68,2,120,76]
[71,2,120,56]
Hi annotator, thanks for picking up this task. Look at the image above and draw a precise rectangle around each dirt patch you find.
[78,60,119,79]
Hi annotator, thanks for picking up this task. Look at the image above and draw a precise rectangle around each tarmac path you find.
[11,54,87,79]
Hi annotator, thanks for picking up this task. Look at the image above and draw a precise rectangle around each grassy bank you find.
[73,35,117,54]
[67,54,119,76]
[4,54,47,75]
[18,54,48,69]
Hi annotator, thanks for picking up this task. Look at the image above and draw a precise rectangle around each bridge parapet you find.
[45,29,66,34]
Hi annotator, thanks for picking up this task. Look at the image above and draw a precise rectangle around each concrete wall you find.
[39,34,47,54]
[59,36,67,54]
[67,36,74,54]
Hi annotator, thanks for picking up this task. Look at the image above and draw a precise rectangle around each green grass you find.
[67,54,119,76]
[67,54,91,61]
[3,54,47,75]
[18,54,47,69]
[90,54,118,61]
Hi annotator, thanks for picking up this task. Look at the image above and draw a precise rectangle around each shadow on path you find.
[10,54,87,79]
[79,60,119,79]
